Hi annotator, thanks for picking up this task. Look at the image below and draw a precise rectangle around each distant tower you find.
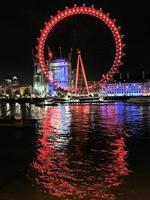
[75,50,89,94]
[119,72,122,81]
[142,71,145,82]
[127,72,129,81]
[68,48,73,88]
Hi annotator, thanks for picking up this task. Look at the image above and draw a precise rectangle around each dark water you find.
[0,102,150,200]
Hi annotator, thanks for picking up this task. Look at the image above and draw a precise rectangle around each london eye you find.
[37,4,125,94]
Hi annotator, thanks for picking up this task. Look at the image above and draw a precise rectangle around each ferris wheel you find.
[37,4,125,93]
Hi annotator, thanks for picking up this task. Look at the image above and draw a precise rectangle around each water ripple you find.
[30,104,131,200]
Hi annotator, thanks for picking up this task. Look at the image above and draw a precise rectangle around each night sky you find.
[0,0,150,84]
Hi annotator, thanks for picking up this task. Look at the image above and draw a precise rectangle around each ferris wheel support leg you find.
[79,55,89,95]
[75,56,80,94]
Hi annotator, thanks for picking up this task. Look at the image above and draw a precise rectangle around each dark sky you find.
[0,0,150,84]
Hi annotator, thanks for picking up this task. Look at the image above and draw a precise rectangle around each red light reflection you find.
[31,106,129,200]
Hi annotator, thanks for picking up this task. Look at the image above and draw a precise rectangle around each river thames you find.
[0,102,150,200]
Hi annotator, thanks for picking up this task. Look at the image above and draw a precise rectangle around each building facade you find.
[101,81,150,97]
[33,57,72,96]
[0,76,32,98]
[33,62,48,97]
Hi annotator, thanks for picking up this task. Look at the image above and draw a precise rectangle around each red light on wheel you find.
[37,5,124,93]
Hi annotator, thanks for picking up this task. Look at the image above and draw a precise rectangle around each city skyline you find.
[0,0,150,84]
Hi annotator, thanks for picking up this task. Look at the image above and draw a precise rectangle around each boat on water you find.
[56,97,80,104]
[35,99,60,107]
[54,96,112,104]
[35,96,113,105]
[127,96,150,103]
[78,96,104,103]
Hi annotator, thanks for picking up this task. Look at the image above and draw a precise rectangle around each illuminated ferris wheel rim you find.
[37,5,124,92]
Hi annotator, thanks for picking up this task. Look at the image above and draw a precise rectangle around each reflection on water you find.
[31,104,129,200]
[1,102,149,199]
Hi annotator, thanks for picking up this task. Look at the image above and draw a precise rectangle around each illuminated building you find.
[33,44,149,97]
[101,81,150,97]
[33,57,72,96]
[4,76,19,87]
[0,76,32,97]
[48,58,72,95]
[33,62,49,97]
[143,80,150,96]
